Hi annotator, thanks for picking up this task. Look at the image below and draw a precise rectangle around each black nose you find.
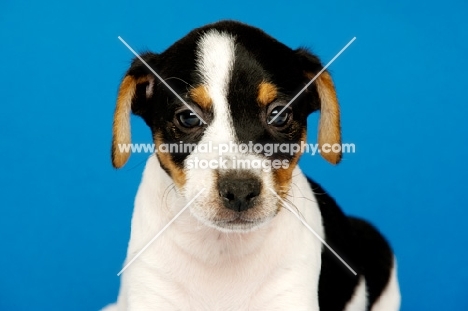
[218,177,261,212]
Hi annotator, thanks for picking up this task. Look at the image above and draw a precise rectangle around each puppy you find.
[105,20,400,311]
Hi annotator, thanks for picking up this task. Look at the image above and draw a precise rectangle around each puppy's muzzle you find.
[218,173,261,212]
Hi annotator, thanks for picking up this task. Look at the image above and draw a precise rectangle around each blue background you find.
[1,0,467,310]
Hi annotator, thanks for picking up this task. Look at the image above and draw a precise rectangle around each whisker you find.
[291,182,318,203]
[163,76,194,88]
[162,183,177,211]
[281,197,306,220]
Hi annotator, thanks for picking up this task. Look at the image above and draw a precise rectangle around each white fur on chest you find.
[116,156,324,310]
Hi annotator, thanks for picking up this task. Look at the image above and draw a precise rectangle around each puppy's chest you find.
[145,229,319,310]
[160,254,317,311]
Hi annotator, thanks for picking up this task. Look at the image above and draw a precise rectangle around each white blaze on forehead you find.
[183,31,280,230]
[196,30,236,144]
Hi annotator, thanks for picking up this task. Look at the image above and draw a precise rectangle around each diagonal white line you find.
[268,188,357,275]
[117,36,207,124]
[268,37,356,124]
[117,188,206,276]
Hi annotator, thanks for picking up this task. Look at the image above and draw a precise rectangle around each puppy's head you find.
[112,21,341,232]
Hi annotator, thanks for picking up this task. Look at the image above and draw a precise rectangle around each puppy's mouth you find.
[220,213,256,225]
[211,211,274,232]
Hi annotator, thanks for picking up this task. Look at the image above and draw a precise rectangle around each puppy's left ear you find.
[296,48,342,165]
[112,53,157,168]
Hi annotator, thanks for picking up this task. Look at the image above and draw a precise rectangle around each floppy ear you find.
[296,48,342,165]
[111,53,157,168]
[312,71,341,164]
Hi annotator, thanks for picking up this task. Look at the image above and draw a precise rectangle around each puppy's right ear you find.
[295,48,342,165]
[112,53,157,168]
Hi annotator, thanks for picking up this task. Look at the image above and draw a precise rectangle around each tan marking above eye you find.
[189,85,212,109]
[257,82,278,106]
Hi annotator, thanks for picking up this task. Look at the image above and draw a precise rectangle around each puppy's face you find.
[112,21,341,232]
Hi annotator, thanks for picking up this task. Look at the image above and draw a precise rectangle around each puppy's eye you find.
[177,110,202,128]
[268,107,291,127]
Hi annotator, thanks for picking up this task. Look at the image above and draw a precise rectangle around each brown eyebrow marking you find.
[189,85,212,109]
[257,81,278,106]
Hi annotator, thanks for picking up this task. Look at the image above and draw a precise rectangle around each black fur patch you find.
[306,177,394,310]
